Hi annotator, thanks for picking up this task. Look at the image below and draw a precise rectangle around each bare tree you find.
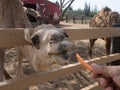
[58,0,75,20]
[84,3,90,16]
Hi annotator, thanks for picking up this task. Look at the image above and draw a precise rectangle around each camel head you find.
[24,24,72,71]
[108,12,120,26]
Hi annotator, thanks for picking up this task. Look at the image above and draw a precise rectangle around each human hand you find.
[91,63,120,90]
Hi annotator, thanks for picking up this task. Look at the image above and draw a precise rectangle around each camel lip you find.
[48,50,68,56]
[48,51,69,60]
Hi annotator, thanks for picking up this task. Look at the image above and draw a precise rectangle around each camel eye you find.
[50,34,65,41]
[31,35,40,49]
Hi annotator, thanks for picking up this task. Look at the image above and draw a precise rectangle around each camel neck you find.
[0,0,31,28]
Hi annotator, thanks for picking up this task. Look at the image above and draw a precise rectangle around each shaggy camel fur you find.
[0,0,71,81]
[89,7,120,58]
[0,0,31,81]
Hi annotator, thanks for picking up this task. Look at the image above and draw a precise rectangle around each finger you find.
[91,63,102,74]
[105,86,113,90]
[97,78,108,88]
[91,63,110,77]
[113,76,120,87]
[90,73,98,79]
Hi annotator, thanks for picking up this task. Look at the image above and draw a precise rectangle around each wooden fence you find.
[64,16,91,24]
[0,28,120,90]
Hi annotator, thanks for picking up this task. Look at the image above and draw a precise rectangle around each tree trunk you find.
[59,0,75,21]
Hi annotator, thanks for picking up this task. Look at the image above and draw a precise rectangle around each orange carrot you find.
[76,53,97,74]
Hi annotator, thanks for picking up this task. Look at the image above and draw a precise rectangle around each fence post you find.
[110,25,120,65]
[73,16,76,23]
[81,16,84,24]
[65,15,68,23]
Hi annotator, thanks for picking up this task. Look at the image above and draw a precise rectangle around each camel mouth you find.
[48,50,69,60]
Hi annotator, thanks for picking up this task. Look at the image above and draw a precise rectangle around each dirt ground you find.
[56,22,89,29]
[4,22,106,90]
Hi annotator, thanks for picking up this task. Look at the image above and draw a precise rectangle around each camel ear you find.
[31,35,40,49]
[63,32,68,38]
[24,29,32,43]
[58,29,69,38]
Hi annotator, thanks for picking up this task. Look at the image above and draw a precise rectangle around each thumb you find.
[91,63,104,74]
[91,63,111,77]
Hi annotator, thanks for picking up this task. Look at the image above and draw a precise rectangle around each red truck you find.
[21,0,60,24]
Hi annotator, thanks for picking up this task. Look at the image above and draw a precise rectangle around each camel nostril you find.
[62,50,69,60]
[62,50,67,55]
[58,44,67,52]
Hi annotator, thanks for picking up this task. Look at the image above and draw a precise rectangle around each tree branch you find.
[62,0,65,6]
[62,0,71,8]
[62,0,75,17]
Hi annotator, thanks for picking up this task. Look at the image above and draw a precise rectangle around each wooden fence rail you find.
[0,28,119,90]
[0,28,120,47]
[0,53,120,90]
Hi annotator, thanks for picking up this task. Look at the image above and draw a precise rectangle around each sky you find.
[49,0,120,13]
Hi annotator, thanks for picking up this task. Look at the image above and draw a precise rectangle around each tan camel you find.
[89,7,120,58]
[0,0,31,81]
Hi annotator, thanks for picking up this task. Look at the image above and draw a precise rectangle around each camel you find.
[0,0,31,81]
[88,7,120,58]
[0,0,71,82]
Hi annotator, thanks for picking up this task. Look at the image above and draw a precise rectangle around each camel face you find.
[25,24,71,71]
[109,12,120,25]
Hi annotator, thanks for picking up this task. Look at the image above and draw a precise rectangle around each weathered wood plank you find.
[81,83,103,90]
[0,53,119,90]
[0,28,34,48]
[65,28,120,41]
[0,28,120,48]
